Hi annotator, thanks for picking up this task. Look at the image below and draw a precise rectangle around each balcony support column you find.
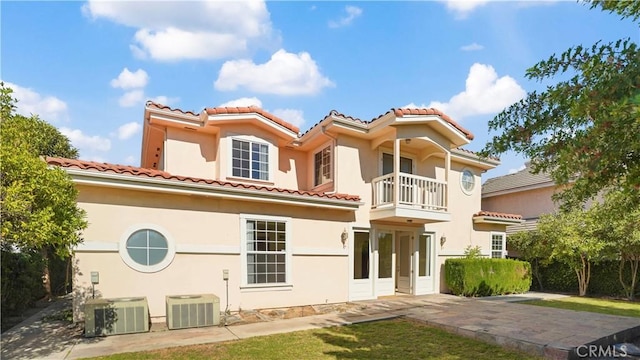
[393,138,400,207]
[445,150,450,210]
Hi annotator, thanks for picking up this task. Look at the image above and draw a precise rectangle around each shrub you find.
[445,258,532,297]
[534,259,639,297]
[1,249,46,329]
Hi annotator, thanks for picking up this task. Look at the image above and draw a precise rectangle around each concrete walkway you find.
[2,292,638,360]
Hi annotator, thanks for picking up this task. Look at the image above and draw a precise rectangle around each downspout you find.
[321,125,338,194]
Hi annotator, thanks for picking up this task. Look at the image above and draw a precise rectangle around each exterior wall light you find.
[341,229,348,249]
[440,234,447,247]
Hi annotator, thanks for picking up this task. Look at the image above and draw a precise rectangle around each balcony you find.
[370,173,451,223]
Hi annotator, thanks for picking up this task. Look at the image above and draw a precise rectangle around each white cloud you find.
[124,155,137,165]
[60,127,111,152]
[149,95,180,106]
[508,164,527,174]
[328,6,363,28]
[219,97,263,108]
[117,122,142,140]
[425,63,526,120]
[110,68,149,89]
[272,108,305,128]
[441,0,489,19]
[118,90,145,108]
[83,0,276,61]
[215,49,334,95]
[460,42,484,51]
[4,82,68,122]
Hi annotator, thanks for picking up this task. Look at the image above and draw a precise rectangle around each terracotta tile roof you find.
[205,106,300,134]
[315,108,474,140]
[474,210,523,220]
[46,157,360,202]
[146,101,200,117]
[146,101,300,135]
[389,108,474,140]
[454,147,500,161]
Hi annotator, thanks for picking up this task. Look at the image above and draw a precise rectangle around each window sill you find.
[240,284,293,292]
[226,176,275,187]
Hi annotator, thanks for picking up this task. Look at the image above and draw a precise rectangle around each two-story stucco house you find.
[48,102,522,323]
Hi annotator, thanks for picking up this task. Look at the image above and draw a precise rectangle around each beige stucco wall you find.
[164,128,217,179]
[74,185,353,322]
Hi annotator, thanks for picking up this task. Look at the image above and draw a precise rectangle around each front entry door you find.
[396,232,412,294]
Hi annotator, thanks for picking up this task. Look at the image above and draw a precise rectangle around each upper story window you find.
[314,146,332,186]
[232,139,269,181]
[460,168,475,195]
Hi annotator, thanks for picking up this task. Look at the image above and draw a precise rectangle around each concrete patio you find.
[1,292,638,360]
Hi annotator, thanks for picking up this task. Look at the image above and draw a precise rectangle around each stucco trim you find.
[66,170,363,211]
[292,247,348,256]
[75,242,118,252]
[174,244,240,255]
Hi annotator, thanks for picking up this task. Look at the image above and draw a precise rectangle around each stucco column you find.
[445,150,450,210]
[394,137,400,207]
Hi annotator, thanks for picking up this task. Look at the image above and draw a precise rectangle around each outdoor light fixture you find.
[440,234,447,246]
[341,229,348,248]
[405,138,412,145]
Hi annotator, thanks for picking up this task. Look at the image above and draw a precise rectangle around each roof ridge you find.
[204,106,300,134]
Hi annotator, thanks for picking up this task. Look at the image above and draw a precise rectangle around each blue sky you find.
[2,1,638,179]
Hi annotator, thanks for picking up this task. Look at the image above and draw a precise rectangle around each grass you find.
[85,318,540,360]
[520,296,640,318]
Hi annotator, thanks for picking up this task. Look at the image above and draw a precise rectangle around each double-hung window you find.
[491,233,506,258]
[314,146,332,186]
[243,216,290,286]
[232,139,269,181]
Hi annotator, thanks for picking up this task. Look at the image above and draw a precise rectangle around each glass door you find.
[414,233,435,294]
[350,230,374,300]
[396,232,412,294]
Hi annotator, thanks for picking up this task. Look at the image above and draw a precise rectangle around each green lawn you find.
[520,296,640,318]
[86,319,540,360]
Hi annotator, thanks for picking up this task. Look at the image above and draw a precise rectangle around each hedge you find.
[533,259,640,297]
[445,258,532,297]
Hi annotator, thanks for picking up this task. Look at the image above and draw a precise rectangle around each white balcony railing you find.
[372,173,447,211]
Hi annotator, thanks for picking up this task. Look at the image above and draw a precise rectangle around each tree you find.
[0,82,86,299]
[593,191,640,300]
[507,230,551,291]
[537,209,606,296]
[480,1,640,209]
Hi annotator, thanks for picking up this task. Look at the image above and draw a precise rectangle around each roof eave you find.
[63,168,362,211]
[473,216,524,225]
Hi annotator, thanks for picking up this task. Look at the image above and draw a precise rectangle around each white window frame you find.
[460,168,476,195]
[240,214,292,289]
[228,135,273,183]
[119,224,176,273]
[490,232,506,258]
[313,144,333,187]
[379,147,417,176]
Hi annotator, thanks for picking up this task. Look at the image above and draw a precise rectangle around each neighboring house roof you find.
[46,157,361,204]
[482,162,554,197]
[472,210,524,225]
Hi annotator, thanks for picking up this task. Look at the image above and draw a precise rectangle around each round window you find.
[460,169,475,194]
[119,225,175,273]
